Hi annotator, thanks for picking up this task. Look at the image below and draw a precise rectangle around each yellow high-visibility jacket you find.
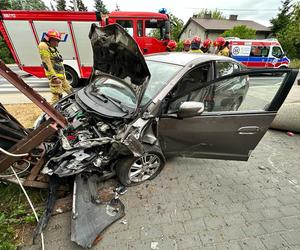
[189,49,204,53]
[38,41,65,80]
[217,47,230,57]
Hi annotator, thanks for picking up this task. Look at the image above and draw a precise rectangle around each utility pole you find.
[73,0,78,11]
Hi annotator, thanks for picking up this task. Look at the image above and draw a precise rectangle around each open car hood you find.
[89,23,151,111]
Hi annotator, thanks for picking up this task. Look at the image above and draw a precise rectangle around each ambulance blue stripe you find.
[232,56,289,64]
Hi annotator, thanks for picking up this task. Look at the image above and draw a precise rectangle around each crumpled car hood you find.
[89,23,151,110]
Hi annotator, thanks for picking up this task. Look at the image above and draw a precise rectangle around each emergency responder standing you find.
[200,39,212,53]
[166,40,177,52]
[38,29,73,104]
[183,39,191,52]
[214,37,230,57]
[189,36,203,53]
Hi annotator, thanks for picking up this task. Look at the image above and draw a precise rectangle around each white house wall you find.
[179,21,206,41]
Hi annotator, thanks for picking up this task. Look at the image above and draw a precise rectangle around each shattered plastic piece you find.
[287,131,295,137]
[120,219,128,225]
[151,242,159,249]
[56,208,63,213]
[115,185,127,195]
[71,174,125,249]
[258,166,266,170]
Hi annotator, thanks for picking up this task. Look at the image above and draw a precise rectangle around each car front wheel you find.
[116,145,165,187]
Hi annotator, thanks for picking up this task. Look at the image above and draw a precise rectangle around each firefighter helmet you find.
[167,40,177,51]
[46,29,61,41]
[203,39,212,48]
[191,36,201,50]
[183,39,191,46]
[214,37,226,47]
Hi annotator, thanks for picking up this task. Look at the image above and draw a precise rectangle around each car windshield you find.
[93,61,182,109]
[141,60,183,106]
[93,77,137,109]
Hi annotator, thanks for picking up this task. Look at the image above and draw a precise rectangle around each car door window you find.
[166,62,290,114]
[272,46,283,58]
[166,63,213,113]
[200,71,287,113]
[216,62,234,78]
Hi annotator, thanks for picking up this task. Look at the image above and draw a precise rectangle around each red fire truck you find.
[0,10,170,86]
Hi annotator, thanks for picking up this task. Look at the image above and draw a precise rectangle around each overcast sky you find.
[44,0,288,27]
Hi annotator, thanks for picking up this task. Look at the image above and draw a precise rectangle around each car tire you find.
[115,144,165,187]
[65,66,79,88]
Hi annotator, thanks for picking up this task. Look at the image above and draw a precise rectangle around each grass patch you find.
[290,59,300,69]
[4,103,42,128]
[0,183,47,249]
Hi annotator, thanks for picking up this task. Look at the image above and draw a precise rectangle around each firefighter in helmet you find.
[189,36,203,53]
[166,40,177,52]
[201,39,212,53]
[183,39,191,52]
[214,37,230,57]
[38,29,73,104]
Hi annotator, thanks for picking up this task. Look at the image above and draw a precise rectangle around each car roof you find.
[145,52,238,66]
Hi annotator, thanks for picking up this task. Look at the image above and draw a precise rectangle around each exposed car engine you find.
[42,96,129,177]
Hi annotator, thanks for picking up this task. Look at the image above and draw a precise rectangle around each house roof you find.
[191,18,271,32]
[179,17,271,38]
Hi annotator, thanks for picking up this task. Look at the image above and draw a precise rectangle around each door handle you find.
[238,126,260,135]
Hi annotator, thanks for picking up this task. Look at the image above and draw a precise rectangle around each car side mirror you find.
[177,101,205,119]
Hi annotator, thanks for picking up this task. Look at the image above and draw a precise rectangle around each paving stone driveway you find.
[24,130,300,250]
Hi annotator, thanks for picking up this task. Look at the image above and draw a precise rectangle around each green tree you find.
[0,0,48,64]
[0,0,10,9]
[94,0,108,14]
[277,3,300,58]
[222,25,256,39]
[0,36,14,64]
[270,0,292,35]
[10,0,48,10]
[193,9,225,19]
[69,0,88,11]
[169,13,184,41]
[50,1,56,10]
[55,0,67,11]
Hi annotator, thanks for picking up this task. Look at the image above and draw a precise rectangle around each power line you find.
[185,8,278,12]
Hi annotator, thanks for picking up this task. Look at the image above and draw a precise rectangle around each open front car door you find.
[159,67,298,161]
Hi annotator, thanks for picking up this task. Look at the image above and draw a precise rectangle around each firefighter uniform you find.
[38,41,72,103]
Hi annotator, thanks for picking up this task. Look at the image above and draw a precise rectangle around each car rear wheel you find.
[116,145,165,187]
[65,66,79,88]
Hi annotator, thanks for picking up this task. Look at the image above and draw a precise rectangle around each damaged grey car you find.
[0,23,298,248]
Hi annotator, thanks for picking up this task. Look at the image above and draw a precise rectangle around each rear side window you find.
[250,46,270,57]
[116,20,133,37]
